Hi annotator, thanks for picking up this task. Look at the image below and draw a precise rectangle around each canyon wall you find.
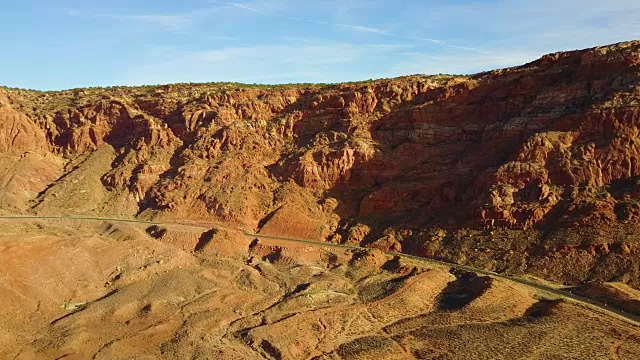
[2,40,640,287]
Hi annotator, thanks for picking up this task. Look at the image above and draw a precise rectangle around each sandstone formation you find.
[2,41,640,288]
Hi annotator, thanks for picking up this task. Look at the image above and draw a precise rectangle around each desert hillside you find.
[1,217,638,359]
[2,40,640,289]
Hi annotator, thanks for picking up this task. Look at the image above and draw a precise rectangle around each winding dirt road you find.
[1,214,638,327]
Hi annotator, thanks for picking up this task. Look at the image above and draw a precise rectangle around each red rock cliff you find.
[2,40,640,287]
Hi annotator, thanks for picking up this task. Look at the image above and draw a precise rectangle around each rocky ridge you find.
[2,40,640,288]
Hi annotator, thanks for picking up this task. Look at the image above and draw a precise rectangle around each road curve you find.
[1,214,639,326]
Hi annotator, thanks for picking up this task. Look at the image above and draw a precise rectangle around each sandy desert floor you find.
[0,217,639,360]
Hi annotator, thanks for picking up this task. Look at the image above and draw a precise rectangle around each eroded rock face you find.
[0,97,49,153]
[2,40,640,287]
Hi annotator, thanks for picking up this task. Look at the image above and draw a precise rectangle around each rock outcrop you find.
[0,94,49,153]
[2,40,640,287]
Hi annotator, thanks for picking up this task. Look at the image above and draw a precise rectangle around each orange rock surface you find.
[2,40,640,287]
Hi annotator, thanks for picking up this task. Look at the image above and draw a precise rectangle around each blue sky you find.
[1,0,639,90]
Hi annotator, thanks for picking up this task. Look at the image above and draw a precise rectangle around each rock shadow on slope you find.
[436,269,493,311]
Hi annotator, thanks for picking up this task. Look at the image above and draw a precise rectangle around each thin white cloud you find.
[404,36,443,44]
[221,4,486,52]
[121,42,411,85]
[335,23,389,34]
[287,17,389,34]
[122,40,542,88]
[208,1,262,13]
[119,14,192,29]
[229,3,261,13]
[208,2,391,35]
[66,7,220,31]
[402,36,488,53]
